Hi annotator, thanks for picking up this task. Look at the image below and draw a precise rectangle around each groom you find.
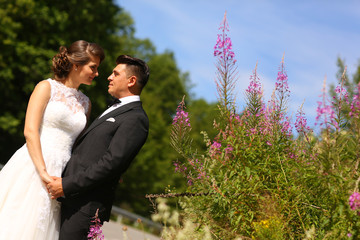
[47,55,150,240]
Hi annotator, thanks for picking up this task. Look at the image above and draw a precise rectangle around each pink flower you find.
[281,116,292,137]
[349,192,360,211]
[295,107,311,134]
[213,12,236,63]
[209,141,221,157]
[173,101,191,128]
[315,78,337,129]
[224,145,233,154]
[246,64,262,95]
[350,87,360,118]
[275,60,290,97]
[87,209,104,240]
[211,141,221,150]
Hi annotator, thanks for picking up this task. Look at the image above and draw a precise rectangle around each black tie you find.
[108,98,121,108]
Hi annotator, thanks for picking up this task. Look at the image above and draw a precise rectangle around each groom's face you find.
[107,64,130,99]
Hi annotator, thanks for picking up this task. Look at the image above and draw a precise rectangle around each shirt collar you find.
[118,95,140,106]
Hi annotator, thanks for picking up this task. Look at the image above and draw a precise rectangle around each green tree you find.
[334,57,360,95]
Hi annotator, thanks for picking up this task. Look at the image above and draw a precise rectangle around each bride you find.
[0,40,104,239]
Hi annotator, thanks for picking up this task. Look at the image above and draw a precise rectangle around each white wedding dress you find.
[0,78,89,240]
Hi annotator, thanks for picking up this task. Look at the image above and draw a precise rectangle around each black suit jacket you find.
[61,101,149,221]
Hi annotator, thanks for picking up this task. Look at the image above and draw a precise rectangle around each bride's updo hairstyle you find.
[52,40,105,81]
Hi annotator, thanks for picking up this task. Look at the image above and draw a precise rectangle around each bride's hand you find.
[40,171,53,185]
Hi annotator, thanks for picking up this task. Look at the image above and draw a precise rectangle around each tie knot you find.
[108,98,121,108]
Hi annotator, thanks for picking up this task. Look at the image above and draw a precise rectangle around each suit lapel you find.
[77,101,142,142]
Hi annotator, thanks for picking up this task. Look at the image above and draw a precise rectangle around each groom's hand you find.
[47,176,64,199]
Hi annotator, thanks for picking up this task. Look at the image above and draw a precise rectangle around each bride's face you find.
[76,56,100,85]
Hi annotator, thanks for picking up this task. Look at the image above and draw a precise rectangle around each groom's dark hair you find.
[116,55,150,89]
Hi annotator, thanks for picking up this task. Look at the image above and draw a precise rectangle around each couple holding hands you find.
[0,40,150,239]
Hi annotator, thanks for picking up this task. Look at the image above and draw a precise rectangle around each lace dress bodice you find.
[40,78,89,176]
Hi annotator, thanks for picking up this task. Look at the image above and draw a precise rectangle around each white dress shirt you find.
[99,95,140,118]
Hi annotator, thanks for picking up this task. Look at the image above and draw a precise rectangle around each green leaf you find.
[245,166,251,178]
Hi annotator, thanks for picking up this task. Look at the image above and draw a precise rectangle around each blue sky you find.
[117,0,360,127]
